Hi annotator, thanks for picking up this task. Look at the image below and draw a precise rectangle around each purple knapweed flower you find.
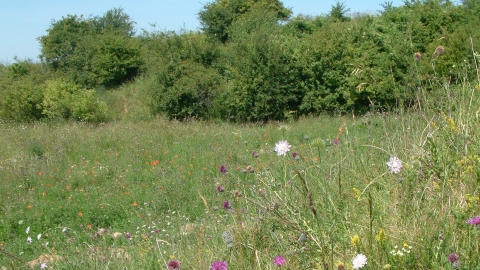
[222,201,231,210]
[292,152,300,160]
[273,255,286,266]
[252,150,259,158]
[125,232,131,239]
[167,260,180,270]
[219,165,228,174]
[448,253,461,268]
[448,253,459,263]
[216,185,225,192]
[466,215,480,226]
[333,138,340,145]
[210,260,227,270]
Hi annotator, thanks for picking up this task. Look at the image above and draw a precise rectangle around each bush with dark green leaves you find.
[38,8,142,88]
[142,30,225,120]
[151,61,223,120]
[300,15,412,114]
[219,7,313,122]
[198,0,291,43]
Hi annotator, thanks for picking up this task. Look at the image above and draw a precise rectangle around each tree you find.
[93,7,136,36]
[198,0,292,42]
[38,15,93,69]
[38,8,142,87]
[329,1,351,22]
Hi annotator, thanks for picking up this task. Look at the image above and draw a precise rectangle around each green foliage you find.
[141,1,480,121]
[198,0,292,42]
[38,8,142,88]
[141,30,221,72]
[151,61,223,120]
[328,1,351,22]
[142,31,224,120]
[7,1,480,123]
[37,15,92,69]
[0,60,49,121]
[220,8,312,121]
[88,33,142,87]
[92,7,136,36]
[41,79,108,122]
[284,15,322,35]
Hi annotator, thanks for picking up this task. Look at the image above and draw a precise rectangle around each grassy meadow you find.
[1,78,480,269]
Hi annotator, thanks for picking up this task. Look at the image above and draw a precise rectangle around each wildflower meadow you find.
[1,71,480,269]
[1,1,480,269]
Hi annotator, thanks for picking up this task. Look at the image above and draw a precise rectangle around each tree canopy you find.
[198,0,292,42]
[38,8,141,88]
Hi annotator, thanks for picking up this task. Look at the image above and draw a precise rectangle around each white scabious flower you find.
[274,140,291,156]
[386,156,402,173]
[352,253,367,269]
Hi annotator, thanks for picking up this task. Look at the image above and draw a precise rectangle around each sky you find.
[0,0,405,63]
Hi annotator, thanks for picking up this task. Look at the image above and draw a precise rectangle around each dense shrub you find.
[41,79,108,122]
[0,60,49,121]
[151,61,223,120]
[141,31,221,72]
[142,30,226,120]
[142,1,480,121]
[86,33,142,87]
[38,8,142,88]
[5,2,480,122]
[220,8,313,121]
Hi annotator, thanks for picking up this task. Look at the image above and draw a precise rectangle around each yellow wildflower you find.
[352,235,361,248]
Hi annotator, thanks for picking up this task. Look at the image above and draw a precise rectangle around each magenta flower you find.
[448,253,461,268]
[222,201,231,210]
[466,215,480,226]
[216,185,225,192]
[210,261,227,270]
[125,232,131,239]
[448,253,459,263]
[219,165,228,174]
[167,260,180,270]
[333,138,340,145]
[252,150,259,158]
[273,255,286,266]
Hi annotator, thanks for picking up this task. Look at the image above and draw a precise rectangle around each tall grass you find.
[1,61,480,269]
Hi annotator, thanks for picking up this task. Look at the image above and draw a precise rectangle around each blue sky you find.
[0,0,404,63]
